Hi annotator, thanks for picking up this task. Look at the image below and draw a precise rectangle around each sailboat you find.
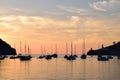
[27,45,32,58]
[97,55,109,61]
[107,55,113,59]
[51,44,58,58]
[80,39,87,59]
[38,45,45,59]
[0,55,6,60]
[16,41,22,58]
[45,46,52,60]
[64,42,69,59]
[18,41,22,58]
[66,41,76,60]
[97,44,109,61]
[73,44,78,58]
[45,54,52,60]
[10,55,19,59]
[19,42,31,61]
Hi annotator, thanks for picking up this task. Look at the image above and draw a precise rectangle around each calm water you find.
[0,56,120,80]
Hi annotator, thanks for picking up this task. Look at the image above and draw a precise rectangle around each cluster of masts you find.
[0,40,88,61]
[37,40,88,60]
[0,40,120,61]
[63,41,86,60]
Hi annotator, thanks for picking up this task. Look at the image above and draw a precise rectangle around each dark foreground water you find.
[0,56,120,80]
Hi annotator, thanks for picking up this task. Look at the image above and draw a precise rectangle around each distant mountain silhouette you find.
[0,39,16,55]
[87,42,120,56]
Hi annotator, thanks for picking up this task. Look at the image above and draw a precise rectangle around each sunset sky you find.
[0,0,120,54]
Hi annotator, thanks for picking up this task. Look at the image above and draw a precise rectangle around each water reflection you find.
[0,57,119,80]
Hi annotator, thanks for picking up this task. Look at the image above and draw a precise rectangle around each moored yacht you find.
[80,39,87,59]
[20,42,31,61]
[66,42,76,61]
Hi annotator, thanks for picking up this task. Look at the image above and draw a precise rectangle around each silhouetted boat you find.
[0,55,5,60]
[19,55,31,61]
[3,55,8,58]
[27,54,32,59]
[52,44,58,58]
[10,55,19,59]
[64,55,69,59]
[73,44,78,58]
[97,55,109,61]
[28,45,32,59]
[108,55,113,59]
[38,55,44,59]
[20,42,31,61]
[45,54,52,60]
[51,53,58,58]
[38,55,45,59]
[80,39,87,59]
[97,44,109,61]
[81,54,87,59]
[43,45,52,60]
[73,54,78,58]
[38,45,46,59]
[67,54,76,60]
[66,42,76,61]
[17,54,22,58]
[64,42,69,59]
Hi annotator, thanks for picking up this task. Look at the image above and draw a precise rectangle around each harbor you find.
[0,56,120,80]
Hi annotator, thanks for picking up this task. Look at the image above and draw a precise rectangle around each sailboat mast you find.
[28,45,29,55]
[71,41,73,55]
[29,47,31,54]
[51,45,53,54]
[55,44,57,53]
[44,46,46,54]
[66,42,68,55]
[25,42,26,56]
[41,45,43,54]
[82,39,86,54]
[74,44,76,54]
[20,41,22,54]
